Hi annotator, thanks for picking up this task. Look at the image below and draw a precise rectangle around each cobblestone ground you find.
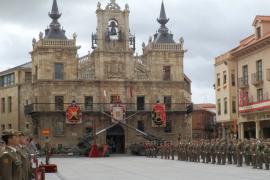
[46,156,269,180]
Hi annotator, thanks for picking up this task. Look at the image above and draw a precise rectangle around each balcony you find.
[239,92,269,113]
[238,77,249,89]
[24,103,190,115]
[251,72,263,86]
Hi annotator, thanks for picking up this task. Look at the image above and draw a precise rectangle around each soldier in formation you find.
[0,129,35,180]
[144,138,270,170]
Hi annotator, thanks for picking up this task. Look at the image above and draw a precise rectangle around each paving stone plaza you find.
[46,156,269,180]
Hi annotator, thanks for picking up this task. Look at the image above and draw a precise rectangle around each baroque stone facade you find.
[0,0,192,153]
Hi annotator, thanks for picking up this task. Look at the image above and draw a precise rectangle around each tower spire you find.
[153,1,175,44]
[49,0,61,20]
[157,1,169,27]
[45,0,67,39]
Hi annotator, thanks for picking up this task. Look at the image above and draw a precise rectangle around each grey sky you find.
[1,0,270,103]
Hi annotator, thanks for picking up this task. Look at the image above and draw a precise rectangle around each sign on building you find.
[152,103,166,127]
[66,101,82,124]
[110,104,126,123]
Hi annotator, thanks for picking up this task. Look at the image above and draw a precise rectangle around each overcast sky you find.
[1,0,270,104]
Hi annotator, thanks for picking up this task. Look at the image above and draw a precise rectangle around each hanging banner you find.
[110,104,126,123]
[152,103,166,127]
[66,101,82,124]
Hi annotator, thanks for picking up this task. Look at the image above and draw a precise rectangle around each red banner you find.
[152,103,166,127]
[66,103,82,124]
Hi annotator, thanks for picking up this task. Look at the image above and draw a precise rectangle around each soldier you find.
[171,141,175,160]
[256,140,264,169]
[177,140,181,161]
[227,140,234,164]
[221,139,227,165]
[263,142,269,170]
[216,139,222,165]
[160,142,164,159]
[236,139,244,167]
[0,139,5,151]
[205,140,211,163]
[232,139,238,165]
[243,139,251,166]
[0,129,23,180]
[251,139,257,168]
[17,132,32,180]
[210,139,216,164]
[44,137,52,165]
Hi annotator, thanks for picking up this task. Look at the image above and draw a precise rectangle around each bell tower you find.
[91,0,135,80]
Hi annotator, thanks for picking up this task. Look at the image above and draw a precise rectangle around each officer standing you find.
[264,141,269,170]
[44,137,52,165]
[17,132,32,180]
[0,129,23,180]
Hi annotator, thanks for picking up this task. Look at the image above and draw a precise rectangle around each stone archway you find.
[106,125,125,154]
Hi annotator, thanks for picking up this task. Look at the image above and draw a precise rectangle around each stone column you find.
[255,121,260,139]
[238,123,244,139]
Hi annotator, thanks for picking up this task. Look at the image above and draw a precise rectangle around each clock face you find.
[108,19,119,40]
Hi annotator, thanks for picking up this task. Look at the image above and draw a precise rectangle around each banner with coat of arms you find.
[66,101,82,124]
[152,103,166,127]
[110,104,126,123]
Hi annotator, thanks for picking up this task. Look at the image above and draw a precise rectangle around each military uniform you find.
[227,141,234,164]
[264,143,269,170]
[17,145,31,180]
[0,129,23,180]
[256,141,264,169]
[236,140,244,167]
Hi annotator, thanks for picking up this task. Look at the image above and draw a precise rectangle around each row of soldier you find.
[0,129,39,180]
[144,138,270,170]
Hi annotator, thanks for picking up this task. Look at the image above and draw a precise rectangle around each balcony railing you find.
[238,77,249,89]
[251,72,263,86]
[24,103,190,115]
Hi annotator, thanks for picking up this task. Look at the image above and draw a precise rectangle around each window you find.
[137,120,144,131]
[137,96,145,111]
[231,71,236,86]
[34,66,38,80]
[224,98,228,114]
[8,124,12,129]
[163,66,171,81]
[85,96,93,111]
[1,124,5,131]
[256,27,261,39]
[1,98,5,113]
[223,71,227,84]
[164,96,172,111]
[164,119,172,133]
[54,119,64,136]
[111,95,120,104]
[256,60,263,81]
[217,74,221,87]
[55,96,64,111]
[217,99,221,115]
[232,97,237,114]
[243,65,248,85]
[0,73,15,87]
[257,89,263,102]
[25,72,32,83]
[55,63,64,80]
[8,96,12,113]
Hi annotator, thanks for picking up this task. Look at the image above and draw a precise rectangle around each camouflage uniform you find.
[256,141,264,169]
[227,140,234,164]
[264,143,269,170]
[236,140,244,167]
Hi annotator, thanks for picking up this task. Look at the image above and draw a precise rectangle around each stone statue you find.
[125,4,129,11]
[73,32,77,40]
[180,37,184,49]
[97,2,101,9]
[39,32,43,40]
[32,38,36,46]
[148,36,152,43]
[142,42,146,49]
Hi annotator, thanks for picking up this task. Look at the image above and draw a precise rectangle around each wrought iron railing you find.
[24,103,190,114]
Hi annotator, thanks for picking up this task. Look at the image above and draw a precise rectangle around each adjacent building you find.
[215,15,270,139]
[0,0,192,153]
[192,104,216,140]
